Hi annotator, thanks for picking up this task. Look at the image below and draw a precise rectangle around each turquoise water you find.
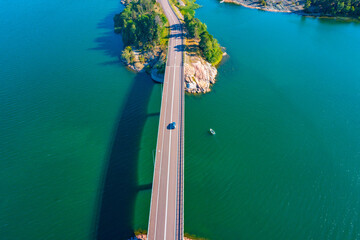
[184,1,360,239]
[0,1,158,239]
[1,0,360,239]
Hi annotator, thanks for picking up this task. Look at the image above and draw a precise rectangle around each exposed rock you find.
[119,1,222,94]
[121,46,164,73]
[222,0,305,13]
[121,44,221,94]
[186,81,196,90]
[120,0,133,6]
[178,0,186,7]
[184,56,218,93]
[133,234,146,240]
[134,62,144,71]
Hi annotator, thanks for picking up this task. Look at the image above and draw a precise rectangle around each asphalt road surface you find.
[147,0,184,239]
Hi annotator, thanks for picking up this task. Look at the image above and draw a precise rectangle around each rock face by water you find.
[119,0,221,94]
[121,46,164,73]
[223,0,305,13]
[121,46,220,93]
[184,56,218,93]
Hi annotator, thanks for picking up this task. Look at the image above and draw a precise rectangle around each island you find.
[221,0,360,19]
[114,0,224,93]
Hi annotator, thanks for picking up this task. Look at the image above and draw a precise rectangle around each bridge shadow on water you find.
[95,72,156,240]
[91,9,159,240]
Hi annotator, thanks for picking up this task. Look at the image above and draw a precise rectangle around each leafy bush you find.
[199,32,223,65]
[156,60,166,74]
[121,46,135,64]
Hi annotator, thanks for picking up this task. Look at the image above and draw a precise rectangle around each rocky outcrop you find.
[122,46,220,93]
[221,0,306,15]
[121,46,164,73]
[119,0,222,94]
[222,0,305,13]
[120,0,133,6]
[184,56,218,93]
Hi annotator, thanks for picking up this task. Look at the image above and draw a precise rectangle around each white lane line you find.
[164,65,176,240]
[174,58,182,240]
[163,25,178,240]
[153,64,171,240]
[152,0,183,238]
[177,26,184,239]
[153,2,178,239]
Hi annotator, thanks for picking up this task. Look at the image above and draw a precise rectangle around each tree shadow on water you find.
[89,10,124,66]
[95,73,156,240]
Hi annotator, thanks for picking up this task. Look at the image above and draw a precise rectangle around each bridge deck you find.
[147,0,184,239]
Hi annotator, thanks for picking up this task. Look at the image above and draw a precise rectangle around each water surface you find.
[1,0,360,239]
[183,1,360,239]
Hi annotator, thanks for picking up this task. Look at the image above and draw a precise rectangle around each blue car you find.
[170,122,176,129]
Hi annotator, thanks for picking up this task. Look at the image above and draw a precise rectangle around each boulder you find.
[184,56,217,93]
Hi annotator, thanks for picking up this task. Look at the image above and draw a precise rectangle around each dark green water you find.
[1,0,360,239]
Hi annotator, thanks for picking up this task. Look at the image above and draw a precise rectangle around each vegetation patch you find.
[114,0,169,47]
[305,0,360,17]
[114,0,223,93]
[134,229,147,235]
[114,0,169,72]
[223,0,360,19]
[184,232,209,240]
[171,0,223,65]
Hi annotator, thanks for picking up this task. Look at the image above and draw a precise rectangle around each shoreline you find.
[222,0,292,13]
[117,0,225,94]
[221,0,304,13]
[221,0,360,20]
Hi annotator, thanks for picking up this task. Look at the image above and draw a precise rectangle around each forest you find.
[114,0,222,66]
[113,0,168,47]
[305,0,360,17]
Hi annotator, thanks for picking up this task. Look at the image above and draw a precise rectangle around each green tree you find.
[305,0,360,17]
[122,46,133,63]
[113,0,168,47]
[199,32,222,64]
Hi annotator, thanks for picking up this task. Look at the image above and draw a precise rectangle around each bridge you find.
[147,0,185,239]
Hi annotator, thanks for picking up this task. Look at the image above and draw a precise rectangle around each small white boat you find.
[209,128,216,135]
[220,0,224,3]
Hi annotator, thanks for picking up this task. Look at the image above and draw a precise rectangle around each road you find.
[147,0,185,239]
